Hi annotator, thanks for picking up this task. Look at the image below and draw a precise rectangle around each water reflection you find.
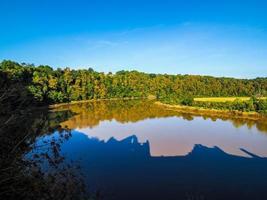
[26,100,267,200]
[53,100,267,157]
[0,107,88,200]
[58,132,267,200]
[55,100,267,132]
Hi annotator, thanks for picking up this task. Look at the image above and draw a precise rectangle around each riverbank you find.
[155,101,267,121]
[194,97,267,102]
[49,98,267,121]
[49,97,146,108]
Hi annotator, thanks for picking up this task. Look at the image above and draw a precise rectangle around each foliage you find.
[191,97,267,113]
[0,68,90,199]
[1,60,266,106]
[194,97,253,102]
[180,95,194,106]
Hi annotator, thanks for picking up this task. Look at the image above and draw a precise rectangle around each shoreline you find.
[155,101,267,122]
[49,97,145,108]
[48,98,266,121]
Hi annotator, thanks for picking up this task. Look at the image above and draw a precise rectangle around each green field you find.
[194,97,267,102]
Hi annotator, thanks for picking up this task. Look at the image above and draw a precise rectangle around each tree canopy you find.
[1,60,266,105]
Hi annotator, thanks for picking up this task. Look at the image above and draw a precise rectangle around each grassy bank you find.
[155,101,267,121]
[194,97,267,102]
[49,97,267,121]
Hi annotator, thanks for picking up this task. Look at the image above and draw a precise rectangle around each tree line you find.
[0,60,267,106]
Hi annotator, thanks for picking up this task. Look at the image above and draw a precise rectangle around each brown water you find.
[56,99,267,158]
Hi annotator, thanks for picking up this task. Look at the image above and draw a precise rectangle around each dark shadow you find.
[0,70,88,199]
[60,132,267,200]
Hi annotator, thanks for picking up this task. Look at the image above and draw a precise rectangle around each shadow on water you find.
[60,131,267,200]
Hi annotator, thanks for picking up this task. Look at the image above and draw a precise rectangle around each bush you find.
[180,96,194,106]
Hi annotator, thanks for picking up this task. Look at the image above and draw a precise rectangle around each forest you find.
[1,60,267,107]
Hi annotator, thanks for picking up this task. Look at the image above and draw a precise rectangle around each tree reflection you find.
[55,100,267,133]
[0,107,92,199]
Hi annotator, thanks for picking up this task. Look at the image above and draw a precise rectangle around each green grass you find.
[194,97,266,102]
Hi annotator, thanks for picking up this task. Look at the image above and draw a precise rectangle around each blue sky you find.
[0,0,267,78]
